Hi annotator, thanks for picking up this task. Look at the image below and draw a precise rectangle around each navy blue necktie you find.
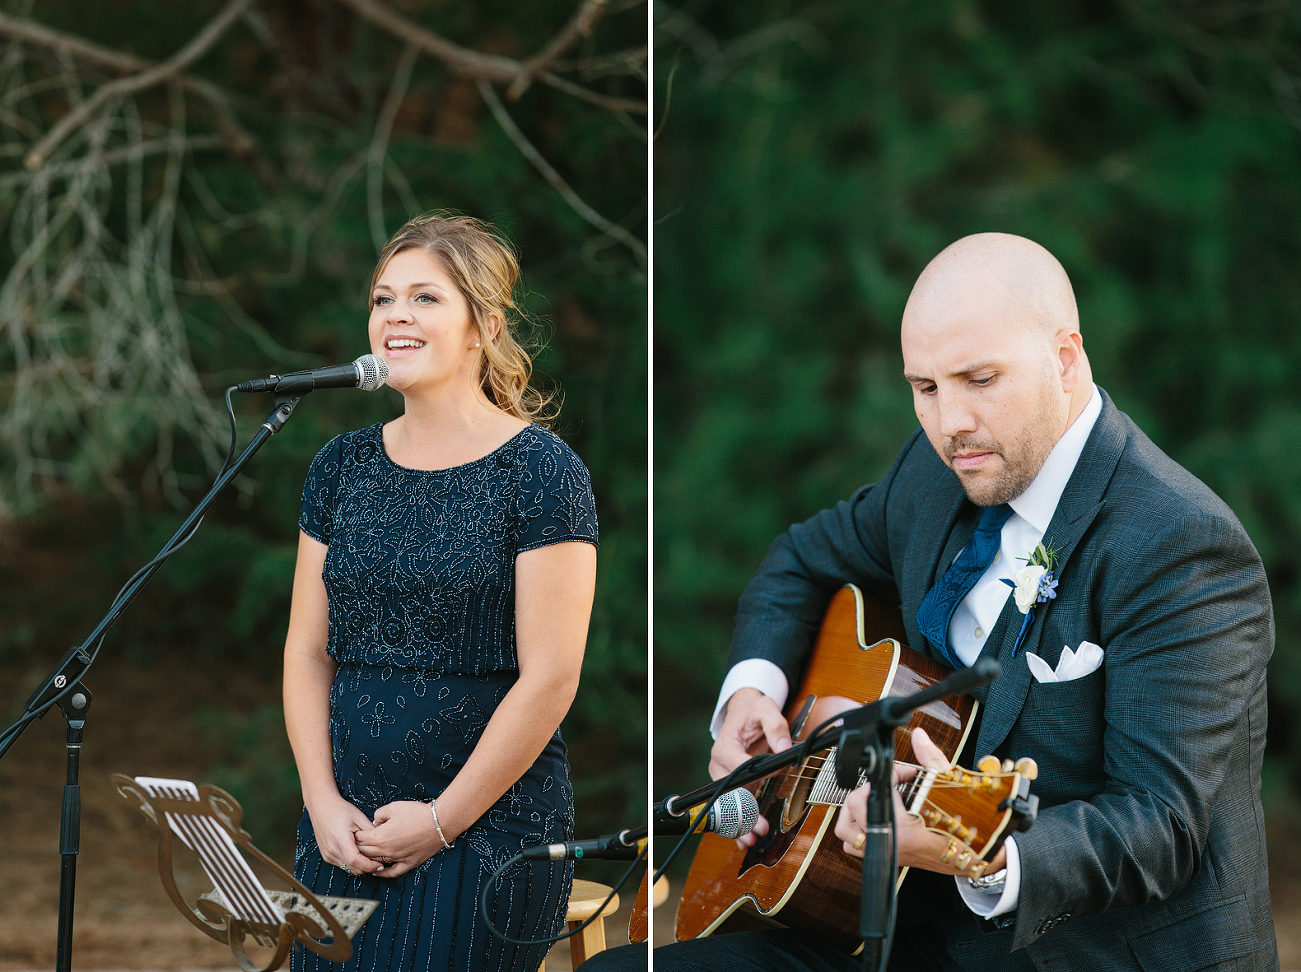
[915,503,1014,669]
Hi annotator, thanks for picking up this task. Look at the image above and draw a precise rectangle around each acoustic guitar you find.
[674,584,1038,953]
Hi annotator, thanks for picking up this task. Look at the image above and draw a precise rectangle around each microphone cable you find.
[479,841,646,948]
[0,388,243,757]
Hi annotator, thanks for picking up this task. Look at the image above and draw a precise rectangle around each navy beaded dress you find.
[291,422,598,972]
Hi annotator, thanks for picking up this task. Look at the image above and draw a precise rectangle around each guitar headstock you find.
[902,755,1040,879]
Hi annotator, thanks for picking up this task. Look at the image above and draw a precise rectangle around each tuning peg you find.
[1001,758,1014,773]
[1014,757,1039,781]
[977,755,1001,775]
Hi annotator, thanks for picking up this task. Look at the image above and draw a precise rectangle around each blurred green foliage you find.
[654,0,1301,814]
[0,0,646,851]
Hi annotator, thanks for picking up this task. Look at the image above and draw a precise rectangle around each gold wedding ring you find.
[852,830,866,852]
[381,857,392,865]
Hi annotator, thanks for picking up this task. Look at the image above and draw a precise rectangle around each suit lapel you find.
[973,391,1128,758]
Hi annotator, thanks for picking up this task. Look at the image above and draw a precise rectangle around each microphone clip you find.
[262,392,304,435]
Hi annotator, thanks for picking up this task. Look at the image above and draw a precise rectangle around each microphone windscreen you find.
[355,354,389,391]
[712,787,761,839]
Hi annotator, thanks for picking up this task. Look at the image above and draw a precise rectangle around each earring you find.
[473,342,481,348]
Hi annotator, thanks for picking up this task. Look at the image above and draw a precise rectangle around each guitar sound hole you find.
[780,757,816,830]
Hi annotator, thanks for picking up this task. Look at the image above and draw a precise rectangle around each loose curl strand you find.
[370,212,557,425]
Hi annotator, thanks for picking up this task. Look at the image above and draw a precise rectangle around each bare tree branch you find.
[539,72,647,113]
[0,10,143,75]
[477,79,645,265]
[338,0,646,114]
[369,42,420,253]
[508,0,610,100]
[0,134,224,191]
[22,0,256,169]
[553,45,648,80]
[0,11,254,157]
[337,0,521,81]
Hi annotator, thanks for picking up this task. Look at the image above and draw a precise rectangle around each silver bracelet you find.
[430,800,454,850]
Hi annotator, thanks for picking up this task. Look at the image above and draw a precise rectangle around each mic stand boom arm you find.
[0,391,306,972]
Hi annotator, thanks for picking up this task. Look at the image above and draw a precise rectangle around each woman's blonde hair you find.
[370,212,555,423]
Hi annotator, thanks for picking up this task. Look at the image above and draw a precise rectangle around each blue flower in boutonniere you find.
[1001,542,1059,655]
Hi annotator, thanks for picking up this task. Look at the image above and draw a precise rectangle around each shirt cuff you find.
[709,659,790,739]
[954,835,1020,918]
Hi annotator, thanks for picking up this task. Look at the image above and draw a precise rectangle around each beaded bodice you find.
[299,423,598,675]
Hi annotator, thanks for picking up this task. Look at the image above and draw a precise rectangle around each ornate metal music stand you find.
[112,775,378,972]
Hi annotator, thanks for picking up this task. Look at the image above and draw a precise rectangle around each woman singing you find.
[283,213,598,972]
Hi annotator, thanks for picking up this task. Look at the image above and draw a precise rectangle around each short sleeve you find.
[516,431,599,552]
[299,434,346,543]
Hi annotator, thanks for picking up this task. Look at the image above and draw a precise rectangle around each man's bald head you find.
[905,233,1079,341]
[899,233,1092,506]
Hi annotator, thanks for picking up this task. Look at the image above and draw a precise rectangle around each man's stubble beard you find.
[946,381,1061,508]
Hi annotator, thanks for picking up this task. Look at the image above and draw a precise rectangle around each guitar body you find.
[674,585,979,952]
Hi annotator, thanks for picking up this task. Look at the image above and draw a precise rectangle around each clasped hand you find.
[311,796,449,879]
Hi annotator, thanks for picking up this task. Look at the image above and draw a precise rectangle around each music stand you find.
[112,775,377,972]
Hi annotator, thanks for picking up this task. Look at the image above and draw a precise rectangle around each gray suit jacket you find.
[728,391,1278,970]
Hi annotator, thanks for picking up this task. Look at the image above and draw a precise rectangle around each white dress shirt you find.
[710,385,1103,919]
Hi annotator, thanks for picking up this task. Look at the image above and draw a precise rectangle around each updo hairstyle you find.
[370,212,555,423]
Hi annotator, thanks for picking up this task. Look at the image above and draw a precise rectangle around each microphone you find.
[519,829,647,861]
[654,786,760,838]
[235,354,389,394]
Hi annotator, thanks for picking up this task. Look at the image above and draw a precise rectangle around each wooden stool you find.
[542,878,620,970]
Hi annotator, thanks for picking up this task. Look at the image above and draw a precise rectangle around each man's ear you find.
[1057,330,1084,391]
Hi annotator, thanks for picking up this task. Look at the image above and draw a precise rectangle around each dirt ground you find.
[0,655,633,972]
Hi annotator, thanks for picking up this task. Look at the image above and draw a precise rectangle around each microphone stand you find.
[0,391,305,972]
[831,657,1001,972]
[834,707,896,972]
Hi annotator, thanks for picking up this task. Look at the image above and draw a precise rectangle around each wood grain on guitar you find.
[674,584,1038,953]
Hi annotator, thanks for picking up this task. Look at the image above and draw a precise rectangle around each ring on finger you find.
[381,857,392,865]
[851,830,866,852]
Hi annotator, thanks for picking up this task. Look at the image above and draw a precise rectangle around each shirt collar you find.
[1008,385,1102,534]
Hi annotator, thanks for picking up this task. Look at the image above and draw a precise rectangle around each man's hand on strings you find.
[710,688,791,779]
[833,727,1007,876]
[709,688,790,849]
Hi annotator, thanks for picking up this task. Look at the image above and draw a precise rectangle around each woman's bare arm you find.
[283,530,381,875]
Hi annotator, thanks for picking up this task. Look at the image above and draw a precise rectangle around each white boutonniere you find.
[1001,542,1059,654]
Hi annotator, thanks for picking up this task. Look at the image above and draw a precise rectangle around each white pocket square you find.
[1025,641,1104,683]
